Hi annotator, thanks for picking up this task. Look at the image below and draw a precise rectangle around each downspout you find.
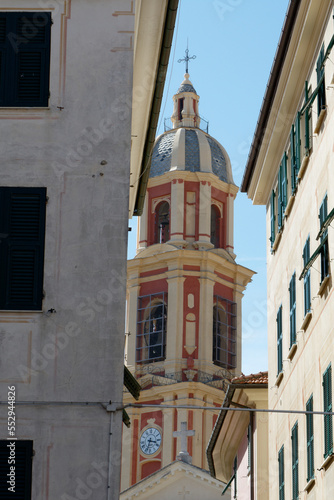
[250,410,254,500]
[107,403,123,500]
[133,0,179,216]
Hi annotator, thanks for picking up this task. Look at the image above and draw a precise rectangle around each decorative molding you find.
[152,196,171,213]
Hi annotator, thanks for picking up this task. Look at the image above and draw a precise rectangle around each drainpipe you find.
[107,403,122,500]
[250,410,254,500]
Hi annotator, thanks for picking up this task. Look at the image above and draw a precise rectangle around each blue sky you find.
[128,0,289,375]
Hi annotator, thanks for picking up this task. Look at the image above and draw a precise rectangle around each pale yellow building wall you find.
[265,4,334,498]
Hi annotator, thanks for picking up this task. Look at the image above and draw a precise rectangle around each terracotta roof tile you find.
[232,371,268,385]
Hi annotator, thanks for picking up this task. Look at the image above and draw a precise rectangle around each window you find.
[289,273,296,347]
[210,205,220,247]
[316,44,326,116]
[0,12,51,107]
[0,440,33,499]
[270,190,275,248]
[277,153,287,229]
[277,305,283,375]
[303,82,312,155]
[303,237,311,315]
[290,113,301,194]
[212,296,237,369]
[319,195,329,283]
[291,422,299,500]
[278,446,285,500]
[136,292,167,363]
[306,395,314,481]
[323,363,333,458]
[178,97,184,120]
[0,187,46,310]
[154,201,170,244]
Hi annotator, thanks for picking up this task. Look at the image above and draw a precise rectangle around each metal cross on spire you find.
[178,41,196,74]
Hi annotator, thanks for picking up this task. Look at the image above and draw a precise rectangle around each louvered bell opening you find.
[18,52,42,101]
[0,18,5,43]
[8,249,37,305]
[10,194,42,239]
[17,15,47,44]
[0,440,32,499]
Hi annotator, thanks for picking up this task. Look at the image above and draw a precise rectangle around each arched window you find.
[178,97,184,121]
[154,201,170,244]
[136,292,167,363]
[211,205,220,248]
[213,296,236,369]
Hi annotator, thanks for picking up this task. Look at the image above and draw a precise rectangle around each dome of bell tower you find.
[149,73,235,185]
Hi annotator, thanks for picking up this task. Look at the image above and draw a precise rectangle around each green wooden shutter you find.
[277,166,282,229]
[295,112,301,173]
[306,395,314,481]
[316,44,326,116]
[281,153,287,213]
[319,195,329,282]
[291,422,299,500]
[303,238,311,315]
[270,190,275,247]
[323,364,333,458]
[289,273,296,347]
[319,195,328,240]
[278,446,285,500]
[0,187,46,310]
[0,440,33,499]
[277,306,283,375]
[290,124,297,193]
[304,81,310,153]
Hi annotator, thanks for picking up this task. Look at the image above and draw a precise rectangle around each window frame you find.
[136,292,167,364]
[212,295,237,369]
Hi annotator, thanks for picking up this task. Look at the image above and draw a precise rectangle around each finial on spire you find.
[177,40,196,74]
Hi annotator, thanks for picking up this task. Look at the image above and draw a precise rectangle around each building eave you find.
[240,0,302,195]
[129,0,179,217]
[206,381,268,480]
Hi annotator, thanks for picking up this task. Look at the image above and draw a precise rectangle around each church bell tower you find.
[121,69,254,490]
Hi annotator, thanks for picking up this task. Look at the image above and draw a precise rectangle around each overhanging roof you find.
[129,0,179,217]
[241,0,302,194]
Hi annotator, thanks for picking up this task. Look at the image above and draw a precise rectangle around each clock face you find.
[140,427,162,455]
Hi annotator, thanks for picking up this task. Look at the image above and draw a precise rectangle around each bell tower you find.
[121,71,254,490]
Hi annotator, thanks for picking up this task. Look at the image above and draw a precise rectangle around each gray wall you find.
[0,1,134,498]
